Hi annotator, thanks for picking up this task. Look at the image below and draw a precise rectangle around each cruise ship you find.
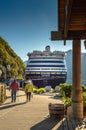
[25,46,67,88]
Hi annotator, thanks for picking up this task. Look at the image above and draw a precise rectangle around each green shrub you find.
[82,85,86,92]
[33,87,38,93]
[83,92,86,107]
[62,96,72,107]
[59,83,86,108]
[33,87,46,94]
[59,83,72,98]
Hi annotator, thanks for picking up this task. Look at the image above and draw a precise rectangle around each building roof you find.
[51,0,86,40]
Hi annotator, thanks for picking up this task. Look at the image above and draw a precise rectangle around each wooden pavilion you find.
[51,0,86,119]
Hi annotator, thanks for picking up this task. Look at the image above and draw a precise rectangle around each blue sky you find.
[0,0,86,61]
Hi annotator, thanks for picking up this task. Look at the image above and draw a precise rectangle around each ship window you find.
[30,72,36,74]
[41,72,50,75]
[28,65,65,67]
[41,68,50,70]
[30,68,40,70]
[51,68,59,70]
[35,72,40,74]
[29,61,63,63]
[50,72,56,74]
[57,76,65,78]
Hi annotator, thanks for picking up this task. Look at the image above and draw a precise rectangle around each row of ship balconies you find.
[26,67,67,71]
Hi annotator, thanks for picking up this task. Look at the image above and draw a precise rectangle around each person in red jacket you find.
[9,78,19,102]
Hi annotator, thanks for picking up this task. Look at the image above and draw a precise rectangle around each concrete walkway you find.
[0,89,63,130]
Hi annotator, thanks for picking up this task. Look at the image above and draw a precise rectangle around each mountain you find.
[24,60,28,66]
[0,36,26,80]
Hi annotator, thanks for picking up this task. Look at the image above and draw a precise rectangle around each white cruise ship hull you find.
[25,46,67,88]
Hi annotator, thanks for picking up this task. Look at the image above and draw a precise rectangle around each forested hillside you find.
[0,36,26,80]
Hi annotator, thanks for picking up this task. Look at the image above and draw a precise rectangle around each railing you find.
[0,83,6,104]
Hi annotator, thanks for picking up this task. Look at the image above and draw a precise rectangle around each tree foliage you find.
[0,36,26,80]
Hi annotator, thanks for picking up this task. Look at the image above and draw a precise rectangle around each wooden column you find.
[72,40,83,119]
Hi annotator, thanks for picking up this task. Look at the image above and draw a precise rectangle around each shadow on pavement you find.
[49,96,62,100]
[30,116,62,130]
[32,117,85,130]
[7,94,26,99]
[39,93,62,100]
[0,101,27,110]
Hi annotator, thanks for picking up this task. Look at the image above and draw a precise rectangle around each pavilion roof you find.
[51,0,86,40]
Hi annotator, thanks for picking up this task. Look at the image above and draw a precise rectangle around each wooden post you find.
[72,40,83,119]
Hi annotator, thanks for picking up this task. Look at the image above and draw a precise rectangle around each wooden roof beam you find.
[51,30,86,40]
[64,0,73,44]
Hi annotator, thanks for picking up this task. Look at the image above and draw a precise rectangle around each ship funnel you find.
[45,45,50,52]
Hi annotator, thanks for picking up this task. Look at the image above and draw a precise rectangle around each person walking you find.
[24,79,33,102]
[9,78,19,102]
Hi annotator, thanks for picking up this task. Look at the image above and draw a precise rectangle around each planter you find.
[48,103,64,119]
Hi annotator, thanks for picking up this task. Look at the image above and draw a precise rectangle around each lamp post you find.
[6,64,10,80]
[0,69,2,81]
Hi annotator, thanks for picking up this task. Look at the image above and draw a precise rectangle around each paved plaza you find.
[0,89,62,130]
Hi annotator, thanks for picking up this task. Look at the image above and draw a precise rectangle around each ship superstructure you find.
[25,46,67,88]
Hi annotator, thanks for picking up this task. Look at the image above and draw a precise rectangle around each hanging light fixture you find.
[84,40,86,49]
[64,39,66,45]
